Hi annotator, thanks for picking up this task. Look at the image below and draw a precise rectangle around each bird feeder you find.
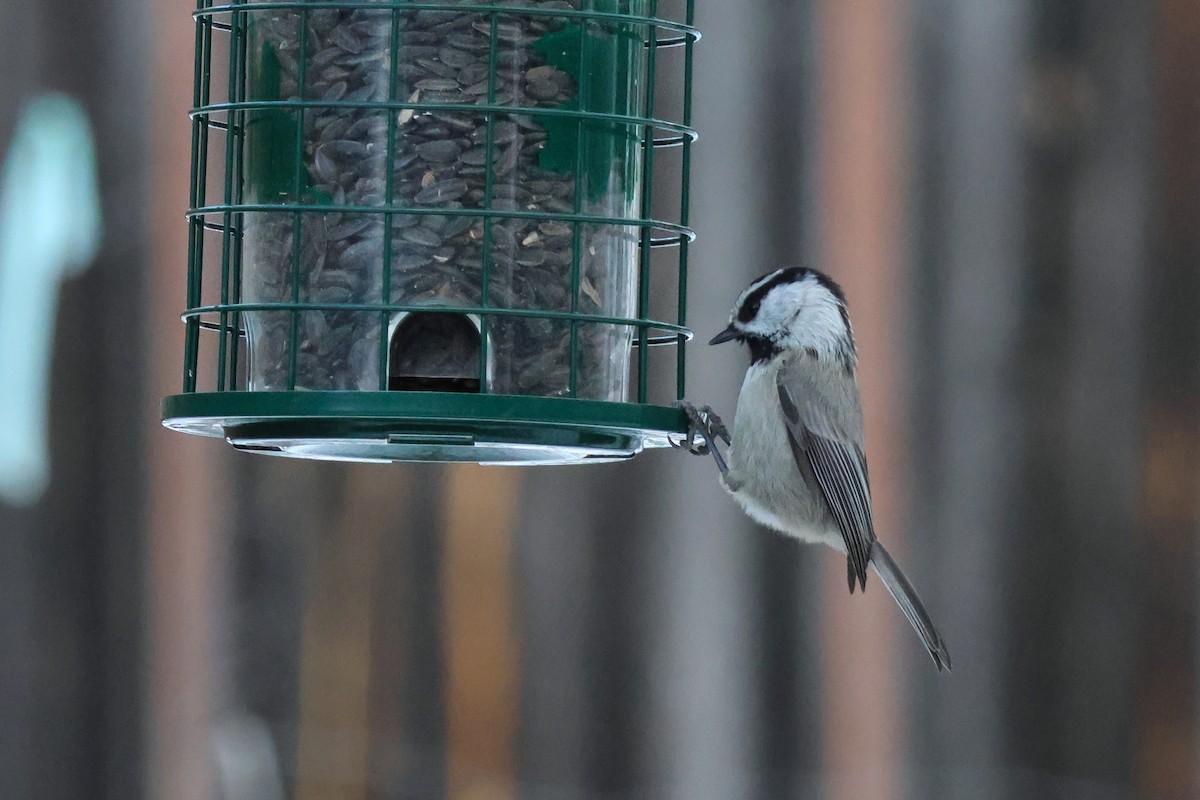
[163,0,698,464]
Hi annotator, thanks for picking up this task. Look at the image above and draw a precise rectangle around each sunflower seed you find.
[415,178,469,204]
[401,226,444,247]
[415,139,462,163]
[416,77,460,92]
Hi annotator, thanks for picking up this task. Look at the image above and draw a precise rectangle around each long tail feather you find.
[869,542,952,672]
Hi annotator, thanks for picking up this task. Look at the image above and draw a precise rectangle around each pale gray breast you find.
[725,354,854,547]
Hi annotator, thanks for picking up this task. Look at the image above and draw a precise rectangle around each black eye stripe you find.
[737,295,762,324]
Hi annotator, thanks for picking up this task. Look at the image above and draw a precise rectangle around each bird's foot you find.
[672,402,732,474]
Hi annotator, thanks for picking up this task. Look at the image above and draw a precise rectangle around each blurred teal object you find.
[0,94,101,506]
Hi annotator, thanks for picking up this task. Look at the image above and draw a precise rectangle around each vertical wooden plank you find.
[907,1,1029,796]
[1054,0,1149,787]
[517,462,652,798]
[1143,1,1200,797]
[294,466,409,800]
[0,5,60,800]
[815,0,908,796]
[362,464,447,799]
[442,465,520,800]
[89,2,153,796]
[145,2,222,799]
[513,469,595,797]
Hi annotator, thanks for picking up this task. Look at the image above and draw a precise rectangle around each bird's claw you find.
[672,401,731,456]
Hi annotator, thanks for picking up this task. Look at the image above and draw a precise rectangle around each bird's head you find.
[709,267,856,370]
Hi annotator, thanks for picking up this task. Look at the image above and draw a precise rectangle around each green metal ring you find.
[196,2,702,46]
[204,116,694,148]
[188,203,696,244]
[190,317,687,346]
[183,301,694,339]
[197,219,690,249]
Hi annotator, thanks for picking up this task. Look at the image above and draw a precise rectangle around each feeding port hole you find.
[388,312,482,394]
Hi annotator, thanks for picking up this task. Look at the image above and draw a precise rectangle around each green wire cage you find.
[162,0,698,464]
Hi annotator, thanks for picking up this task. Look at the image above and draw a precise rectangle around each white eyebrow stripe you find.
[736,268,787,307]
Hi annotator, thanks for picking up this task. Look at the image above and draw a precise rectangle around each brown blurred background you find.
[1,0,1198,798]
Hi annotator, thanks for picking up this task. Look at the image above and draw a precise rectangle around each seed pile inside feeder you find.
[240,0,645,400]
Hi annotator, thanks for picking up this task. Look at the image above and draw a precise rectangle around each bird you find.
[679,266,952,671]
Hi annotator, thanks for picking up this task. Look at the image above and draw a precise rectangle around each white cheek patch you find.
[777,280,850,360]
[795,304,848,359]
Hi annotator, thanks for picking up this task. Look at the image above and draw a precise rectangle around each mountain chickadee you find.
[679,266,951,671]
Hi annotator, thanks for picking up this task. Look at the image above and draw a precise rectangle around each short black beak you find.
[708,325,740,346]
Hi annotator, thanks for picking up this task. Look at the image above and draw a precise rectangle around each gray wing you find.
[776,372,876,592]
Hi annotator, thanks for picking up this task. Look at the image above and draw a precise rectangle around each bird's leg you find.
[672,401,731,475]
[699,404,731,448]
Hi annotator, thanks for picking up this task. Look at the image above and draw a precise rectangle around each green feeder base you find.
[162,392,690,465]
